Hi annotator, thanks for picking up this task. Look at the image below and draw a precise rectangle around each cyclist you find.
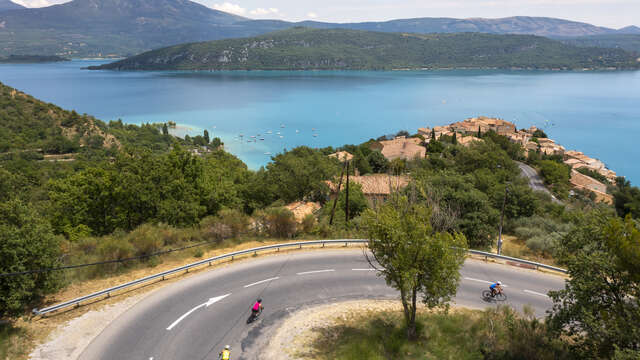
[251,298,264,317]
[219,345,231,360]
[489,281,503,297]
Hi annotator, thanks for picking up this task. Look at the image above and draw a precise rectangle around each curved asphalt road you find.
[80,249,566,360]
[517,161,561,203]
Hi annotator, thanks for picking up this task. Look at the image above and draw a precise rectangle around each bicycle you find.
[482,289,507,302]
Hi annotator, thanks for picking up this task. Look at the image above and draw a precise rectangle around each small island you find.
[0,55,70,64]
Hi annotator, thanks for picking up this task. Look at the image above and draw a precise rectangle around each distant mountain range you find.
[89,28,640,71]
[0,0,24,11]
[0,0,638,57]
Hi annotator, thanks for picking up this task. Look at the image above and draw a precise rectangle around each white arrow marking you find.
[297,269,335,275]
[244,277,279,288]
[524,289,549,298]
[352,268,376,271]
[166,293,231,330]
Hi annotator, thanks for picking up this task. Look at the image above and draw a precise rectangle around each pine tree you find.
[453,132,457,145]
[162,123,169,136]
[204,129,210,144]
[431,128,436,142]
[477,126,482,138]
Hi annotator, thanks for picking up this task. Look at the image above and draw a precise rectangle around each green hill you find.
[90,28,640,71]
[562,34,640,54]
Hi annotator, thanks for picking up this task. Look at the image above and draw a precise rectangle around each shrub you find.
[127,224,163,257]
[256,207,297,238]
[98,236,134,264]
[301,214,316,233]
[217,208,249,238]
[200,216,232,242]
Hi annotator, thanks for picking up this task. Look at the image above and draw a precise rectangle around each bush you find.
[127,224,164,257]
[256,207,298,238]
[217,209,249,238]
[98,236,135,271]
[200,216,232,242]
[302,213,316,233]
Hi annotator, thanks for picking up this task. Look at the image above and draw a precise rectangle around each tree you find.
[367,150,389,173]
[396,130,410,137]
[533,129,548,138]
[538,160,570,195]
[203,129,210,144]
[162,123,169,136]
[452,132,457,145]
[430,128,436,142]
[353,149,372,175]
[263,146,340,203]
[0,199,62,316]
[363,196,467,340]
[548,211,640,358]
[613,177,640,219]
[477,126,482,138]
[337,182,368,220]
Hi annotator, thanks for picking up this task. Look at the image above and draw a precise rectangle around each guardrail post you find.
[322,242,325,248]
[344,242,347,247]
[231,256,234,261]
[208,261,212,266]
[106,292,110,298]
[299,244,302,249]
[186,268,189,273]
[162,275,165,280]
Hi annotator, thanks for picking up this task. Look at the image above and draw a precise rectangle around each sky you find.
[11,0,639,29]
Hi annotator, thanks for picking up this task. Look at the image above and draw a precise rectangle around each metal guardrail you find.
[32,239,367,316]
[468,249,568,274]
[32,239,565,316]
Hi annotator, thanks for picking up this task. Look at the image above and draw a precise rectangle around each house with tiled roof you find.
[373,136,426,161]
[328,151,354,162]
[326,174,410,207]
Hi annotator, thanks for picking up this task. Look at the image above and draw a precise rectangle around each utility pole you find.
[329,160,348,225]
[497,183,509,255]
[345,160,350,223]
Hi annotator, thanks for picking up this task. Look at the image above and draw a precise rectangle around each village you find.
[305,116,617,219]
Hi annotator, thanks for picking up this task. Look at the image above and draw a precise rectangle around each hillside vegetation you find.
[90,28,640,71]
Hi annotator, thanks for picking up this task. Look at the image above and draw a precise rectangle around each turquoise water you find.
[1,60,639,183]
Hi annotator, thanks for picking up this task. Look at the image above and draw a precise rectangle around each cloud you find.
[12,0,68,7]
[307,12,318,18]
[250,7,280,16]
[212,2,247,15]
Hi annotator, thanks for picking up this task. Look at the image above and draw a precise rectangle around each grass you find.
[0,322,29,360]
[498,235,559,266]
[311,306,572,360]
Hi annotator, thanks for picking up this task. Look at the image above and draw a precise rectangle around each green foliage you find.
[548,211,640,358]
[613,177,640,219]
[532,129,548,138]
[364,196,467,339]
[94,28,640,71]
[367,150,389,173]
[0,200,62,316]
[337,183,369,220]
[313,306,570,360]
[537,160,570,198]
[254,207,298,238]
[262,146,340,204]
[576,167,608,183]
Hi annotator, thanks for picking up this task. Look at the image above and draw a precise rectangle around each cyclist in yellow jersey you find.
[219,345,231,360]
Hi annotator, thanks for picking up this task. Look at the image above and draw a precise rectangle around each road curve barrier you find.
[32,239,566,316]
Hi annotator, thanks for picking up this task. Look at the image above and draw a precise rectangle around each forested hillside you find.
[91,28,640,71]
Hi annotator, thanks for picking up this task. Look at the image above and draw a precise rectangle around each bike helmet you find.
[497,281,502,285]
[225,345,230,350]
[257,298,262,303]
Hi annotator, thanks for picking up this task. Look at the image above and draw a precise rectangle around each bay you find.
[1,60,638,183]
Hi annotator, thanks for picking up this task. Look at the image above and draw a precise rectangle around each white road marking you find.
[524,289,549,298]
[166,293,231,330]
[297,269,335,275]
[244,277,280,288]
[352,268,376,271]
[464,277,508,287]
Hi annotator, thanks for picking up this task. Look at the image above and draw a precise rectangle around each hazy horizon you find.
[10,0,639,30]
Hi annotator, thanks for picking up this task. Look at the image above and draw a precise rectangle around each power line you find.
[0,238,220,278]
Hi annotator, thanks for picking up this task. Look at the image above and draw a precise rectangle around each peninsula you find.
[88,28,640,71]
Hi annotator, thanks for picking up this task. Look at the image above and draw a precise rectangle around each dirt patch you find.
[263,300,406,360]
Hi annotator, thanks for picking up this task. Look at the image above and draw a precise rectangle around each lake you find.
[1,60,638,183]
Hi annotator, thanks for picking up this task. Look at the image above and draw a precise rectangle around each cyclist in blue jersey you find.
[489,281,503,297]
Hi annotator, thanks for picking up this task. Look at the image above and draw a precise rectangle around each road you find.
[517,161,561,203]
[80,250,566,360]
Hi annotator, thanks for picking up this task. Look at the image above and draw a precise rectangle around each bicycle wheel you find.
[496,293,507,301]
[481,290,492,300]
